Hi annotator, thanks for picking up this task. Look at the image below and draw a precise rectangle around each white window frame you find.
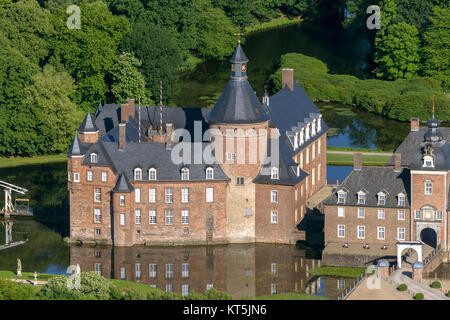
[87,171,93,181]
[135,263,141,279]
[337,191,346,204]
[94,208,101,223]
[135,209,141,225]
[271,190,278,203]
[74,172,80,182]
[378,209,385,220]
[271,263,277,275]
[149,210,156,224]
[271,211,278,224]
[181,167,189,181]
[120,213,125,226]
[357,192,366,205]
[206,187,214,203]
[377,226,385,240]
[148,168,157,181]
[101,171,107,182]
[165,264,173,279]
[357,225,365,239]
[377,193,386,206]
[271,167,279,180]
[415,210,421,220]
[165,188,173,203]
[120,267,126,280]
[181,188,189,203]
[90,153,98,163]
[397,227,405,241]
[119,195,125,206]
[94,188,101,202]
[338,207,345,217]
[181,284,189,297]
[94,263,102,276]
[398,194,405,206]
[425,182,432,195]
[135,188,141,203]
[337,225,345,238]
[165,210,173,225]
[226,152,236,162]
[149,188,156,203]
[134,168,142,181]
[398,210,405,221]
[358,208,365,219]
[181,210,189,225]
[437,210,442,220]
[206,167,214,180]
[149,264,157,278]
[182,263,189,278]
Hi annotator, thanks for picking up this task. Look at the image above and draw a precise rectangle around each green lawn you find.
[327,146,394,153]
[309,266,366,278]
[252,293,327,300]
[0,154,67,168]
[327,153,391,166]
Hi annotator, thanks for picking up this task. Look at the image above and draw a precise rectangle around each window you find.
[423,155,434,168]
[206,167,214,180]
[338,207,345,217]
[378,209,385,220]
[271,263,277,275]
[299,153,303,168]
[415,210,421,220]
[377,227,385,240]
[149,168,157,181]
[181,188,189,203]
[226,152,236,162]
[94,263,102,276]
[397,228,405,241]
[318,140,321,154]
[94,188,101,202]
[398,195,405,206]
[337,191,346,204]
[357,226,365,239]
[358,208,365,219]
[182,263,189,278]
[378,193,386,206]
[135,188,141,203]
[337,279,345,290]
[338,225,345,238]
[119,195,125,206]
[206,284,214,290]
[165,210,173,225]
[149,188,156,203]
[312,144,315,160]
[90,153,98,163]
[94,208,101,223]
[134,168,142,180]
[181,210,189,225]
[236,177,244,185]
[181,167,189,180]
[87,171,93,181]
[135,209,141,225]
[312,168,315,185]
[165,188,173,203]
[120,267,126,280]
[74,173,80,182]
[135,263,141,279]
[306,148,309,164]
[206,188,214,203]
[271,190,278,203]
[318,164,321,181]
[245,208,252,217]
[357,192,366,205]
[398,210,405,220]
[102,171,107,182]
[165,284,173,292]
[181,284,189,297]
[165,264,173,279]
[120,213,125,226]
[95,228,101,236]
[149,210,156,224]
[149,264,157,278]
[437,210,442,220]
[271,167,279,180]
[271,283,277,295]
[271,211,278,224]
[423,210,433,220]
[425,182,432,195]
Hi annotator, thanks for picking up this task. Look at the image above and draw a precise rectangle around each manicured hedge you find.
[414,293,424,300]
[398,284,408,291]
[269,53,450,121]
[431,281,441,289]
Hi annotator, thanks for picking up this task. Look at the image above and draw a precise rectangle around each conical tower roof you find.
[78,110,99,133]
[112,173,134,193]
[208,44,269,125]
[67,133,82,156]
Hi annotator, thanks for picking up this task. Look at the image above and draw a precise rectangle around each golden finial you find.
[432,95,435,115]
[234,32,244,44]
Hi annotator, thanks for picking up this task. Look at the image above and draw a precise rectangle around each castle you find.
[68,44,328,246]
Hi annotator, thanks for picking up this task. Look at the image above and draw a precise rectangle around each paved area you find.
[9,278,48,285]
[346,277,411,300]
[306,185,334,210]
[323,242,396,257]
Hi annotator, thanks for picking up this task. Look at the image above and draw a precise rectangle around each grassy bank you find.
[327,153,391,166]
[270,53,450,122]
[0,154,67,168]
[244,15,302,34]
[327,146,394,153]
[310,266,366,278]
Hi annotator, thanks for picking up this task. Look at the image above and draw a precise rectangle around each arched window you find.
[377,192,386,206]
[357,191,366,205]
[206,167,214,180]
[90,153,98,163]
[134,168,142,181]
[181,167,189,181]
[148,168,157,181]
[423,155,434,168]
[271,167,279,180]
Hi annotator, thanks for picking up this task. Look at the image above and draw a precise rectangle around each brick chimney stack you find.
[166,123,173,149]
[119,122,126,150]
[410,118,420,132]
[282,68,294,91]
[354,152,362,171]
[394,153,401,172]
[120,98,135,123]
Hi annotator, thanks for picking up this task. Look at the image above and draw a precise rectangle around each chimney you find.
[282,68,294,91]
[119,122,126,149]
[354,152,362,171]
[394,153,401,172]
[120,99,135,123]
[127,98,135,120]
[410,118,420,132]
[166,123,173,149]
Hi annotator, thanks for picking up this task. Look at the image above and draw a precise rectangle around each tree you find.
[374,22,420,79]
[421,6,450,90]
[120,22,182,103]
[105,0,144,23]
[23,65,83,154]
[50,0,130,111]
[0,0,54,65]
[395,0,435,30]
[212,0,257,27]
[109,52,153,104]
[196,0,237,61]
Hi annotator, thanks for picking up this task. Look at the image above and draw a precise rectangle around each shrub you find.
[431,281,441,289]
[414,293,424,300]
[0,279,38,300]
[202,288,233,300]
[398,284,408,291]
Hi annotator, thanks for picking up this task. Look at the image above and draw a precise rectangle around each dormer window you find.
[377,192,386,206]
[423,155,434,168]
[317,116,322,132]
[206,167,214,180]
[296,165,300,177]
[148,168,157,181]
[90,153,98,163]
[398,194,406,206]
[294,133,298,149]
[357,192,366,205]
[305,124,310,140]
[312,119,316,136]
[181,167,189,181]
[337,190,347,204]
[299,128,304,145]
[271,167,279,180]
[134,168,142,181]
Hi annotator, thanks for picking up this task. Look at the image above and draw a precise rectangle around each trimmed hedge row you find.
[269,53,450,121]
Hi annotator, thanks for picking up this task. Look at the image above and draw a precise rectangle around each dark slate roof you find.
[100,141,229,182]
[230,44,248,63]
[101,116,146,143]
[78,110,99,133]
[253,138,308,186]
[409,141,450,171]
[82,140,117,172]
[113,173,134,193]
[67,133,82,156]
[387,126,450,166]
[323,167,411,208]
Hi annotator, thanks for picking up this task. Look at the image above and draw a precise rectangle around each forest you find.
[0,0,448,156]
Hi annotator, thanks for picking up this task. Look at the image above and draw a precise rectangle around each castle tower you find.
[78,110,99,144]
[208,43,270,243]
[409,111,450,251]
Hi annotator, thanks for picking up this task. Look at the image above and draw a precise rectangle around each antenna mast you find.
[160,81,163,132]
[138,96,141,143]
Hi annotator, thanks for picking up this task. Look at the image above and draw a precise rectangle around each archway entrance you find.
[420,228,437,248]
[396,241,423,269]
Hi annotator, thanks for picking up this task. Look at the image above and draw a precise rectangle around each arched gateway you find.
[397,241,423,269]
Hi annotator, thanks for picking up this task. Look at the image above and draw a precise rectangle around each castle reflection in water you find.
[70,243,348,299]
